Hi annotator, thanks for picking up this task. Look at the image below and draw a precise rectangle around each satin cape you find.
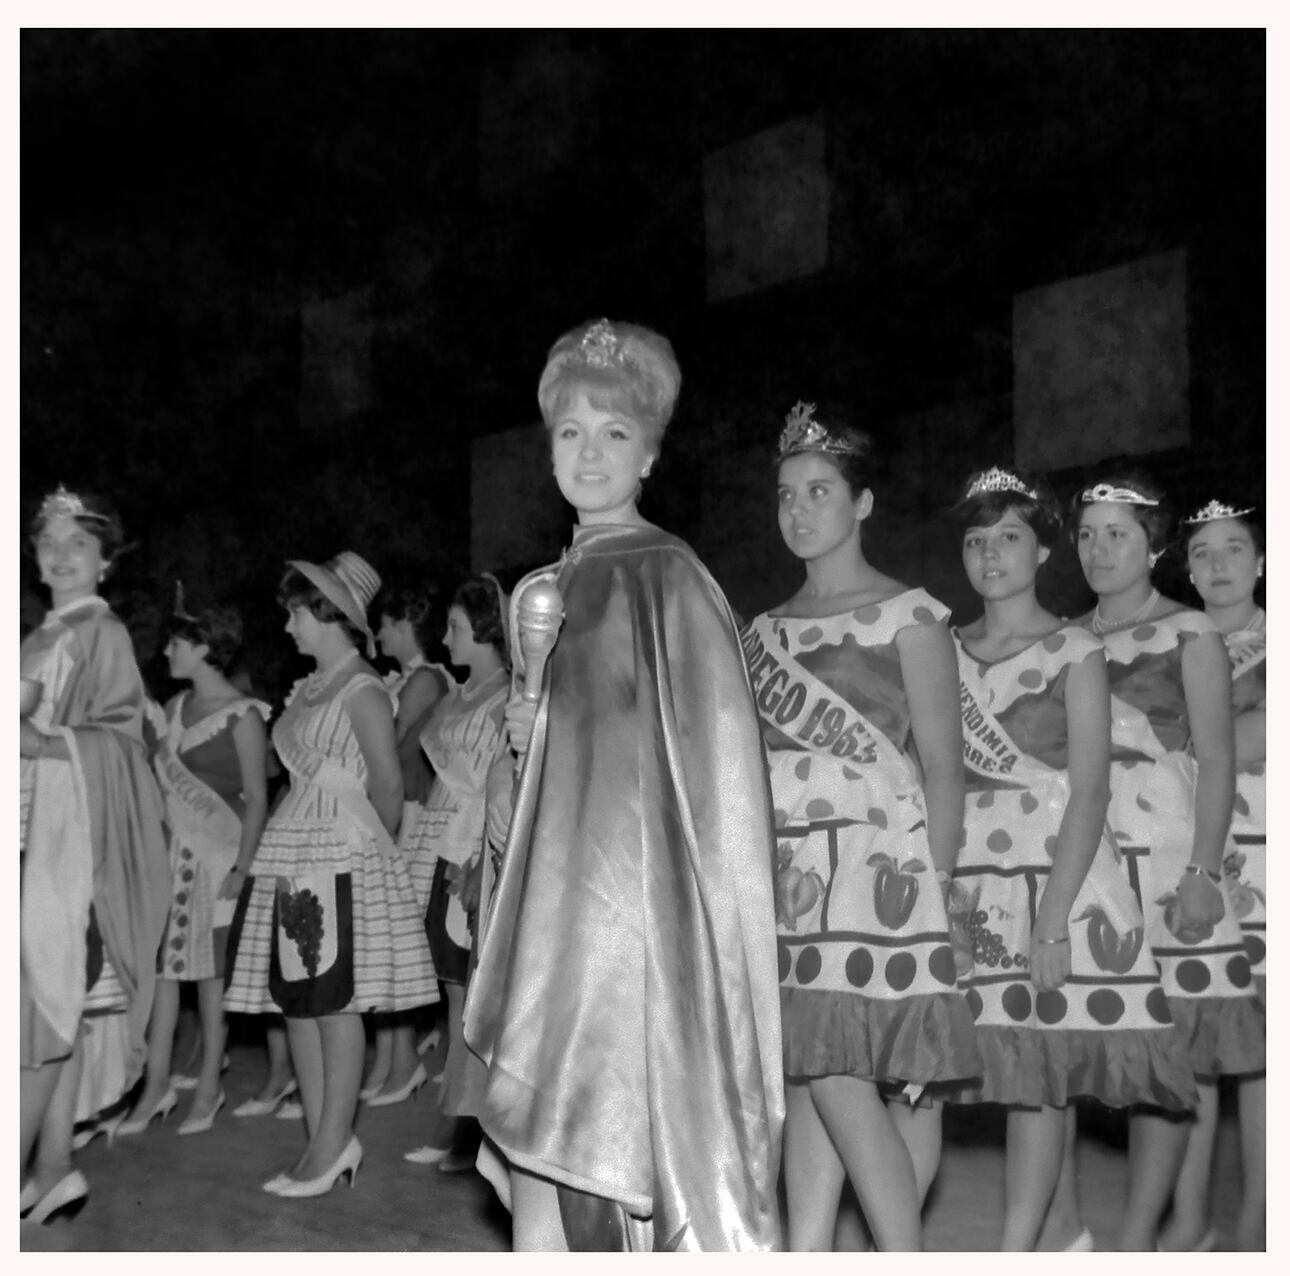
[463,522,784,1251]
[21,600,171,1088]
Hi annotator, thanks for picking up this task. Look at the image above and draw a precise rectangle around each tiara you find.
[1080,482,1159,507]
[965,467,1038,501]
[777,401,862,461]
[574,319,629,370]
[39,483,107,523]
[1182,499,1257,525]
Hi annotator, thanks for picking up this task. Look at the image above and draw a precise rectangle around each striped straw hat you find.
[287,551,381,655]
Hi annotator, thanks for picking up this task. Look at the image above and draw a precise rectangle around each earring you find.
[1148,551,1163,568]
[641,464,652,479]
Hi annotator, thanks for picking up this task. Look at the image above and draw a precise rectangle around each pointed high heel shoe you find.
[177,1091,226,1135]
[358,1076,388,1101]
[364,1062,427,1108]
[26,1170,89,1225]
[114,1087,179,1136]
[233,1079,298,1118]
[71,1121,108,1152]
[266,1137,363,1198]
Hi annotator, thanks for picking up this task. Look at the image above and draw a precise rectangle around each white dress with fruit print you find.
[1098,609,1264,1076]
[742,589,980,1086]
[949,625,1195,1111]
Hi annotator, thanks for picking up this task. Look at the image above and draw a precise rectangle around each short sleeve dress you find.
[948,625,1195,1110]
[399,670,509,982]
[223,663,438,1017]
[1097,609,1264,1076]
[743,588,980,1087]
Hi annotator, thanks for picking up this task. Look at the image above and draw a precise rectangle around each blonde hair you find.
[537,319,681,446]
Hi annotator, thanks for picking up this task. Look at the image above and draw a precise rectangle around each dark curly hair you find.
[950,467,1062,548]
[29,489,126,565]
[167,605,244,675]
[1070,468,1173,553]
[277,567,367,649]
[452,576,508,662]
[376,581,445,658]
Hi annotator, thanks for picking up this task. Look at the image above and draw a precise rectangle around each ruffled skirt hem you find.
[782,986,981,1083]
[945,1024,1198,1111]
[1169,995,1265,1077]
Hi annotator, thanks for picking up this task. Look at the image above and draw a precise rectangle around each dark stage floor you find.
[20,1027,1251,1252]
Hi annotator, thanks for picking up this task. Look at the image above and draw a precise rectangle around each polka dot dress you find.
[950,626,1195,1110]
[1099,610,1264,1076]
[157,696,270,983]
[743,589,980,1085]
[1223,612,1266,990]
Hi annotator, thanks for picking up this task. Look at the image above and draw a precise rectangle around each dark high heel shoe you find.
[26,1170,89,1225]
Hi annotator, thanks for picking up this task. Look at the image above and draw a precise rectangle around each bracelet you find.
[1183,864,1222,884]
[1034,935,1070,946]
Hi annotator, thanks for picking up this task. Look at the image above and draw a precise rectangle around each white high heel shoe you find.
[233,1079,298,1118]
[114,1086,179,1136]
[177,1091,225,1135]
[266,1137,363,1198]
[25,1170,89,1225]
[364,1062,427,1108]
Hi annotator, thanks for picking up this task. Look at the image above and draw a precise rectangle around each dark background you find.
[20,30,1265,693]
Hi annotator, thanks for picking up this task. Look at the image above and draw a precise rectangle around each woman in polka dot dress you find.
[743,402,978,1251]
[1048,471,1264,1252]
[944,468,1195,1252]
[1176,498,1265,1252]
[120,601,270,1138]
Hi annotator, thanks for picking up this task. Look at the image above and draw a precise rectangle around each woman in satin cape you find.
[20,487,171,1224]
[463,318,784,1251]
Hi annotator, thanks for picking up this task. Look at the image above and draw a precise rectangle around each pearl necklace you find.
[303,648,359,698]
[1092,588,1159,636]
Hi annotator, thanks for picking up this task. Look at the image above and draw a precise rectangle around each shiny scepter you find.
[517,578,565,704]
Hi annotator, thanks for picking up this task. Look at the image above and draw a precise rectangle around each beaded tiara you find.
[777,401,863,462]
[964,467,1038,502]
[1182,499,1257,525]
[1079,482,1159,507]
[39,484,110,524]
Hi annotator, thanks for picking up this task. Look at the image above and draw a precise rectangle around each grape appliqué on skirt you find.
[223,671,437,1018]
[744,592,980,1086]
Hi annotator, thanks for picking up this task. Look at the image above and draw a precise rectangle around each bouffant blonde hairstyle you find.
[537,318,681,448]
